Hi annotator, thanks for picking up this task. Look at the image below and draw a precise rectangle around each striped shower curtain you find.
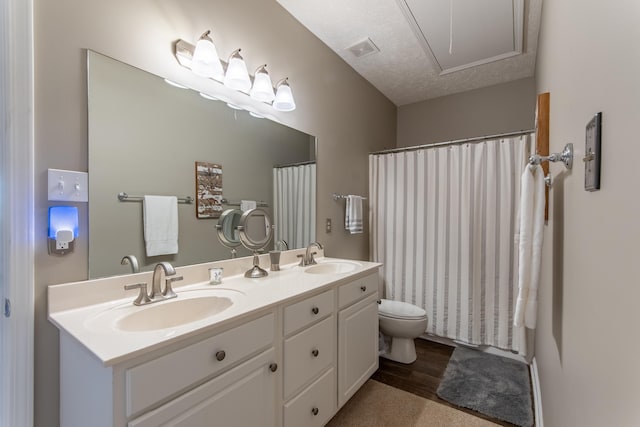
[369,135,530,351]
[273,163,316,249]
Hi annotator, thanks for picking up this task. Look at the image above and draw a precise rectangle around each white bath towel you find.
[514,164,545,329]
[240,200,257,212]
[345,195,363,234]
[143,195,179,257]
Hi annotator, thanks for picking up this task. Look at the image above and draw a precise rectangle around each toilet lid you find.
[378,299,426,320]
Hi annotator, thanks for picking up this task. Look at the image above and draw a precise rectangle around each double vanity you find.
[48,249,380,426]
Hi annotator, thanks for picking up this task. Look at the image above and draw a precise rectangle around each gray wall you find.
[88,52,312,278]
[535,1,640,426]
[397,77,536,147]
[34,0,396,425]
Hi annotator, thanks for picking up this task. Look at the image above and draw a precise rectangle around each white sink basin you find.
[304,261,361,275]
[86,288,243,333]
[117,296,233,332]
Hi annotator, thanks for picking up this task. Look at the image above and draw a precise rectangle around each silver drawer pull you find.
[360,285,367,292]
[215,350,226,361]
[311,407,319,416]
[269,363,278,372]
[311,348,319,358]
[311,306,319,315]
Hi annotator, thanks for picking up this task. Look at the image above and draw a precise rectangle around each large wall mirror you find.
[88,51,316,278]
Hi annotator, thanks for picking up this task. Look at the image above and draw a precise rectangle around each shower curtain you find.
[273,163,316,249]
[369,135,530,351]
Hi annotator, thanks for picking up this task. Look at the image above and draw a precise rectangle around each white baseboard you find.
[530,357,544,427]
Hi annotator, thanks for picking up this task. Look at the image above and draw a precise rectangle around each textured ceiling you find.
[276,0,542,106]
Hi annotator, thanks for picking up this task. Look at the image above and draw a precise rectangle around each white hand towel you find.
[514,164,545,329]
[240,200,257,212]
[143,195,179,257]
[345,195,363,234]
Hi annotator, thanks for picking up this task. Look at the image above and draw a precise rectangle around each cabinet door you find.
[129,348,278,427]
[338,294,379,408]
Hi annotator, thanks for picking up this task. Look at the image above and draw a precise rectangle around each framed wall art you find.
[195,161,223,218]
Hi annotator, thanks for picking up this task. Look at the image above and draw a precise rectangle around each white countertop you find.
[48,251,380,366]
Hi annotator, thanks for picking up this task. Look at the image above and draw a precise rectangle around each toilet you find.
[378,299,428,364]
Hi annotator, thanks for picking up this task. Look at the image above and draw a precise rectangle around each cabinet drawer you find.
[284,289,334,336]
[284,315,335,399]
[129,348,277,427]
[284,368,336,427]
[126,313,274,418]
[338,273,378,309]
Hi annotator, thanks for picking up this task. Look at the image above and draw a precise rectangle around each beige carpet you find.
[327,380,500,427]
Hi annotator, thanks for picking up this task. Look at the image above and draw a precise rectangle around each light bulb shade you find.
[273,80,296,112]
[199,92,219,101]
[191,32,224,80]
[48,206,79,240]
[224,51,252,93]
[250,66,275,103]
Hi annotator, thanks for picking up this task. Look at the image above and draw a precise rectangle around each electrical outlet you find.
[326,218,332,233]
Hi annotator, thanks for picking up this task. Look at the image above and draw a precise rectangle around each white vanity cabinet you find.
[337,273,380,408]
[53,258,382,427]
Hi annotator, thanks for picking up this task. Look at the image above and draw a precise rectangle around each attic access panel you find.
[398,0,524,74]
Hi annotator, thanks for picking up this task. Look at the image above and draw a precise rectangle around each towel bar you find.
[332,193,367,201]
[528,143,573,187]
[528,143,573,170]
[117,192,193,204]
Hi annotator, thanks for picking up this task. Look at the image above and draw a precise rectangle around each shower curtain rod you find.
[274,160,316,168]
[370,129,536,156]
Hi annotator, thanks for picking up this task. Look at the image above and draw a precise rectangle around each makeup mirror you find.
[237,208,274,251]
[237,208,274,278]
[215,209,243,257]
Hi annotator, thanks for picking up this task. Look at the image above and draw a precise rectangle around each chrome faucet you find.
[120,255,140,273]
[150,262,179,300]
[299,242,323,266]
[124,262,182,306]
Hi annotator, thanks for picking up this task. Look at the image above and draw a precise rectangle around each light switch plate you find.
[48,168,89,202]
[584,112,602,191]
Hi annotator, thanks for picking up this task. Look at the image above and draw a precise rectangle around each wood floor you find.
[371,338,518,427]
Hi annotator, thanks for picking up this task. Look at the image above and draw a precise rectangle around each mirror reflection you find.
[216,208,243,252]
[88,51,316,278]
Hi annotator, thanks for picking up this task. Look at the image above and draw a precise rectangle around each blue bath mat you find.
[436,347,533,427]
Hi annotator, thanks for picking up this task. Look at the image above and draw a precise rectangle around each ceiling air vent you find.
[346,38,380,58]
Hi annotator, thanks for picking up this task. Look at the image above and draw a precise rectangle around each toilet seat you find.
[378,299,426,320]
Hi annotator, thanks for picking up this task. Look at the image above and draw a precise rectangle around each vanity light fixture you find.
[249,65,275,103]
[273,78,296,112]
[48,206,79,255]
[223,49,252,93]
[191,30,225,81]
[173,36,297,112]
